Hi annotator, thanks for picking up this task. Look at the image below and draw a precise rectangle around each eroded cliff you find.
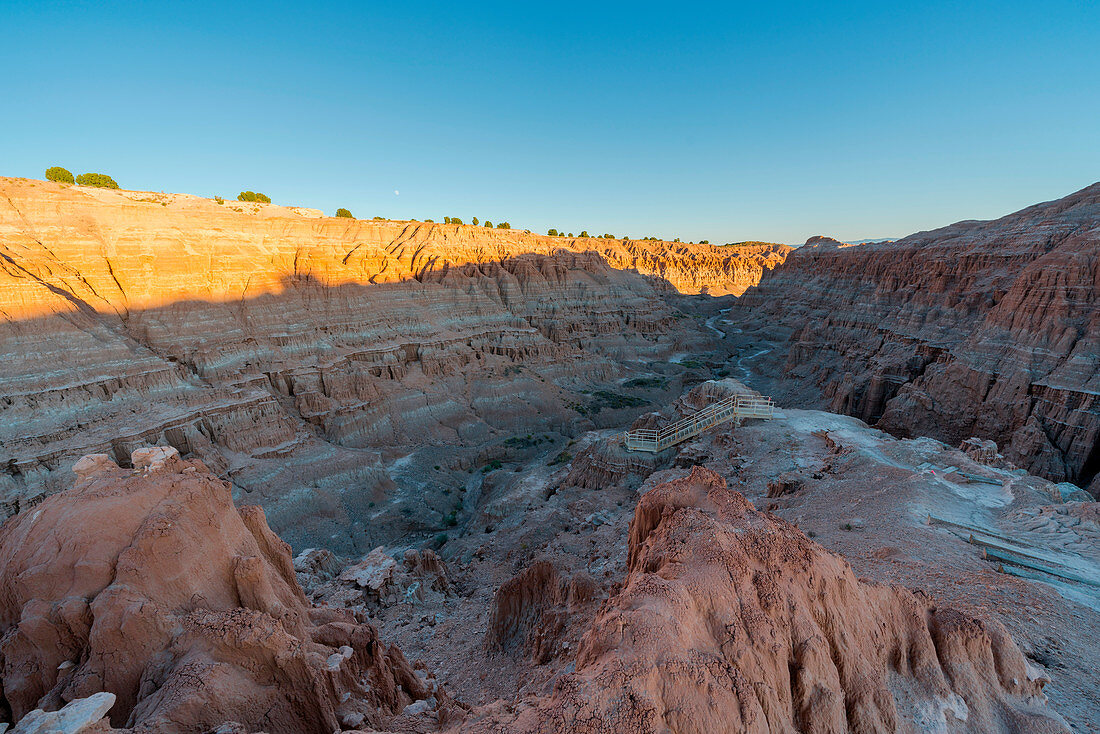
[0,177,785,550]
[729,183,1100,495]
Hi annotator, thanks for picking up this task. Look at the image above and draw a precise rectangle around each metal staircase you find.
[624,393,774,452]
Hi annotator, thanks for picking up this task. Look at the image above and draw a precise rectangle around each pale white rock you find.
[131,446,180,474]
[12,691,115,733]
[71,454,116,479]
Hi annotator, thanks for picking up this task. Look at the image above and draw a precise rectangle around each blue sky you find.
[4,0,1098,244]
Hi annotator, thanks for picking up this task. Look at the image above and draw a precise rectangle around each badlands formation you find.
[0,176,1097,732]
[729,183,1100,496]
[0,177,785,552]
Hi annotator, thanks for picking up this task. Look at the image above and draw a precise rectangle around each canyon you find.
[0,177,785,553]
[0,176,1097,732]
[728,183,1100,496]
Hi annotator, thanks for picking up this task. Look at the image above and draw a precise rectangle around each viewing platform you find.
[624,392,774,452]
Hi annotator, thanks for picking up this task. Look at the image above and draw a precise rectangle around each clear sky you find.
[4,0,1099,244]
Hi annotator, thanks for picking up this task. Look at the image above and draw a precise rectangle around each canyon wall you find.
[0,177,783,550]
[729,183,1100,494]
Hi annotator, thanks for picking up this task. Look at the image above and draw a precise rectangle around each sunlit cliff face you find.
[0,176,790,322]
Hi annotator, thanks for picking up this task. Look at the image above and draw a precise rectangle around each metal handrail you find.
[624,393,773,452]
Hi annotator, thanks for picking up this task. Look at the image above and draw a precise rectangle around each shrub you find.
[214,195,224,204]
[237,191,271,203]
[495,222,510,229]
[484,220,492,227]
[373,216,385,220]
[472,217,479,225]
[335,207,353,218]
[45,166,74,184]
[547,228,558,236]
[700,240,709,244]
[76,172,119,189]
[449,217,464,225]
[579,230,589,238]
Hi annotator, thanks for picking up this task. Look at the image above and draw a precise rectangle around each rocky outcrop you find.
[468,467,1068,733]
[484,562,598,664]
[730,183,1100,494]
[10,692,115,733]
[0,452,441,733]
[304,546,453,612]
[0,176,762,550]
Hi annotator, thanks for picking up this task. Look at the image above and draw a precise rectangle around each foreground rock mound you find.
[474,467,1067,733]
[0,453,438,733]
[731,183,1100,495]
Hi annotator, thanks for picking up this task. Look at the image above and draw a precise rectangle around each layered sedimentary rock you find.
[464,467,1068,733]
[0,452,442,733]
[0,176,781,548]
[730,183,1100,493]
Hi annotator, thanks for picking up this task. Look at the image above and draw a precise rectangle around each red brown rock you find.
[484,562,598,665]
[463,467,1068,733]
[730,183,1100,495]
[0,453,439,733]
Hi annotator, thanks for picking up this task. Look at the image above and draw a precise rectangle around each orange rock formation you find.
[0,451,443,733]
[461,468,1069,733]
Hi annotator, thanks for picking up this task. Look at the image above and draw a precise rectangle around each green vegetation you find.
[76,172,119,189]
[374,216,385,220]
[432,532,448,548]
[214,195,224,204]
[700,240,709,244]
[481,459,503,473]
[570,390,647,416]
[335,207,353,218]
[547,228,559,236]
[623,376,667,389]
[442,510,459,528]
[484,220,492,227]
[504,434,551,449]
[548,451,572,466]
[495,221,510,229]
[45,166,74,184]
[237,191,270,203]
[579,230,589,238]
[444,216,464,225]
[472,217,479,225]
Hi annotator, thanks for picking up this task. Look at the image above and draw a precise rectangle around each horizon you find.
[4,1,1099,244]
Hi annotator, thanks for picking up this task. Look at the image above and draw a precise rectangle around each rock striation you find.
[464,467,1069,733]
[0,176,783,549]
[730,183,1100,494]
[0,452,440,733]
